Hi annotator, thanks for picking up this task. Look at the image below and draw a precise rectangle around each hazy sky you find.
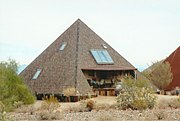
[0,0,180,71]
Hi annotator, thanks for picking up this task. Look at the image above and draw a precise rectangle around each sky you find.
[0,0,180,71]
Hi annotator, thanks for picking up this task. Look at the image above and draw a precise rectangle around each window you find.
[59,42,67,51]
[32,69,41,80]
[102,44,107,49]
[90,50,114,64]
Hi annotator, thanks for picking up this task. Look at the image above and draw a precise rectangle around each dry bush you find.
[41,95,60,112]
[67,105,88,113]
[67,99,96,113]
[87,99,95,111]
[63,87,76,97]
[63,100,88,113]
[38,110,64,120]
[79,100,88,112]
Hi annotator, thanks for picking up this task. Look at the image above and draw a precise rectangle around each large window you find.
[90,50,114,64]
[32,69,41,80]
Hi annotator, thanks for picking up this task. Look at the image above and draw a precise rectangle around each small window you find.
[59,42,67,51]
[90,50,114,64]
[102,44,107,49]
[32,69,41,80]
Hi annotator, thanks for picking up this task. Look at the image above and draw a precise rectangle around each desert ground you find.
[8,95,180,121]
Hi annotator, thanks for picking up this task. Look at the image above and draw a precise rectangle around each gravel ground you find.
[7,95,180,121]
[63,109,180,121]
[9,108,180,121]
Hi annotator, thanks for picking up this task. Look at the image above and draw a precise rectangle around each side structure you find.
[20,19,138,97]
[164,46,180,90]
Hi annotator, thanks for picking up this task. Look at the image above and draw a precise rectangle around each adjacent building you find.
[165,46,180,90]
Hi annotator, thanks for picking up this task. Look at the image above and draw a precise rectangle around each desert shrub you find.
[39,110,63,120]
[69,99,96,112]
[87,99,95,111]
[116,78,157,110]
[63,87,76,97]
[79,100,88,112]
[41,95,60,112]
[63,87,76,102]
[65,100,88,113]
[0,59,35,111]
[39,96,63,120]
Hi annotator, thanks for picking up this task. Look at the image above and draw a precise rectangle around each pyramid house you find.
[20,19,138,97]
[164,46,180,90]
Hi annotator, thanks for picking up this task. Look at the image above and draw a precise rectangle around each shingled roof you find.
[20,19,137,95]
[164,46,180,90]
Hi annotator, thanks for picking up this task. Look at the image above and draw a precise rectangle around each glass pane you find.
[98,51,108,63]
[102,50,114,63]
[59,42,67,51]
[32,69,41,80]
[91,50,102,63]
[90,50,114,64]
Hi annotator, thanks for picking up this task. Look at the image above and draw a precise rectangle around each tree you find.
[0,59,35,111]
[143,61,173,91]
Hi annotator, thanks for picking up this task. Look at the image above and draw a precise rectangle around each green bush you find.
[116,78,157,110]
[0,59,35,111]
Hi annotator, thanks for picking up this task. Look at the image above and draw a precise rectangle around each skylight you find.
[90,50,114,64]
[102,44,107,49]
[59,42,67,51]
[32,69,41,80]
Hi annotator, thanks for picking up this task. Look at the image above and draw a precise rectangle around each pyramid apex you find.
[75,18,82,22]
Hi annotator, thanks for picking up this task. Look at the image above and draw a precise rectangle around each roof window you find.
[102,44,107,49]
[32,69,41,80]
[59,42,67,51]
[90,50,114,64]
